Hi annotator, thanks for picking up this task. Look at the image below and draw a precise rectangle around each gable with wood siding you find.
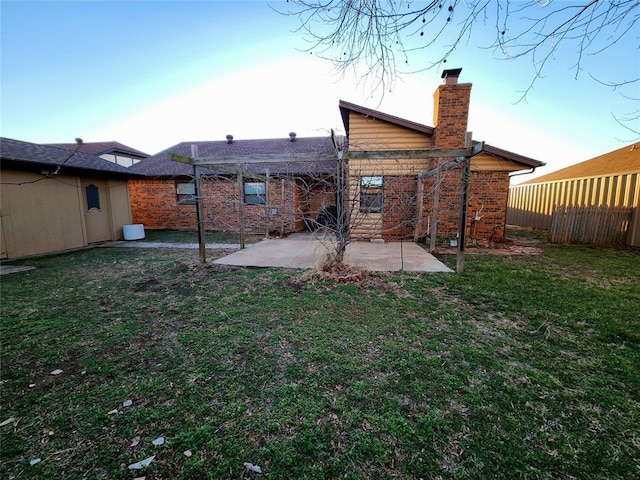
[339,95,544,243]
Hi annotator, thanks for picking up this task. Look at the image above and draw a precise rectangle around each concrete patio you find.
[212,232,452,272]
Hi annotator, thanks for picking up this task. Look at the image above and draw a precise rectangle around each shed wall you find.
[108,180,133,239]
[0,170,130,259]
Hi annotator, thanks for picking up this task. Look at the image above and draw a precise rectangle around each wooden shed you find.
[507,142,640,246]
[1,137,138,259]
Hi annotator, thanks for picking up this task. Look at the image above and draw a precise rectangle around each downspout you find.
[509,167,538,178]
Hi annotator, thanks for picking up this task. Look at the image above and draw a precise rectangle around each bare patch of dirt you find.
[285,279,304,296]
[434,232,546,256]
[132,278,160,293]
[437,424,473,475]
[291,268,413,298]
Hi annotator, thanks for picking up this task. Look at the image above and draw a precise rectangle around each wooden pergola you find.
[172,139,484,273]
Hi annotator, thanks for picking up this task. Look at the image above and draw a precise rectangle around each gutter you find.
[509,166,538,178]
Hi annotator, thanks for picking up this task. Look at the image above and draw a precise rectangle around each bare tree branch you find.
[276,1,639,104]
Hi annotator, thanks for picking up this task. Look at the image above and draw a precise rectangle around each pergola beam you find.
[346,143,483,161]
[170,143,484,167]
[192,153,336,166]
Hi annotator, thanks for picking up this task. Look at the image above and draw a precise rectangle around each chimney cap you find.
[441,68,462,79]
[226,134,234,144]
[289,132,297,141]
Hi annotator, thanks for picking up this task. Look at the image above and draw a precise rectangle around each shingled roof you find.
[1,137,138,176]
[45,141,149,158]
[520,142,640,185]
[129,136,338,177]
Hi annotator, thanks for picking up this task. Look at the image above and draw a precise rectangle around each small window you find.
[86,184,100,210]
[244,181,266,205]
[176,181,196,205]
[360,176,383,213]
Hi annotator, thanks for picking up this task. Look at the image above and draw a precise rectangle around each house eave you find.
[339,100,435,136]
[481,144,545,169]
[100,148,148,159]
[1,157,144,179]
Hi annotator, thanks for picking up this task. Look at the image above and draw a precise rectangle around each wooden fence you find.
[508,172,639,230]
[549,205,633,245]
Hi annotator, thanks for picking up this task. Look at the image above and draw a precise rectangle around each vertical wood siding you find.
[1,170,130,259]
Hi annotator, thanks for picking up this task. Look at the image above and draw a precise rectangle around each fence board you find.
[508,173,640,234]
[549,205,632,245]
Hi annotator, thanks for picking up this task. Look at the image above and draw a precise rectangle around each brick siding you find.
[382,176,417,240]
[396,164,510,245]
[129,178,197,229]
[129,176,332,235]
[468,170,510,243]
[419,165,465,241]
[433,83,472,149]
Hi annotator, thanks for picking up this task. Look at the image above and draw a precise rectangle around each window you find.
[360,176,383,213]
[244,181,266,205]
[85,184,100,210]
[176,181,196,205]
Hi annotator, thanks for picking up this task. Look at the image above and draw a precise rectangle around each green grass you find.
[505,225,548,241]
[1,244,638,479]
[142,229,262,244]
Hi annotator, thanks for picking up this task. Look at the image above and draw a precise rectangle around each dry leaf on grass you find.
[243,462,262,473]
[128,455,155,469]
[0,418,15,427]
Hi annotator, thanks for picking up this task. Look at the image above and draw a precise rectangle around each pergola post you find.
[191,145,206,264]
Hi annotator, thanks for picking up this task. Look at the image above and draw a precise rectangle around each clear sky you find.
[1,1,638,183]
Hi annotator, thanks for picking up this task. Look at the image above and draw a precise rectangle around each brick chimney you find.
[433,68,471,148]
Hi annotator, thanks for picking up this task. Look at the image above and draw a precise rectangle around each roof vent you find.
[441,68,462,85]
[289,132,297,142]
[75,137,83,144]
[226,134,234,144]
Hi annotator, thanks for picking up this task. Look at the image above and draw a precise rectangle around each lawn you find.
[141,229,263,245]
[1,241,638,479]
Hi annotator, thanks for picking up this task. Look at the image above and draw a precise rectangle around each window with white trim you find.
[244,181,266,205]
[359,176,383,213]
[176,181,196,205]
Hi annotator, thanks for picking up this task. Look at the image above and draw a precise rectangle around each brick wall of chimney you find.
[433,83,472,149]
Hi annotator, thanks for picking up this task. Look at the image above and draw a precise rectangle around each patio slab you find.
[344,241,452,272]
[213,235,452,272]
